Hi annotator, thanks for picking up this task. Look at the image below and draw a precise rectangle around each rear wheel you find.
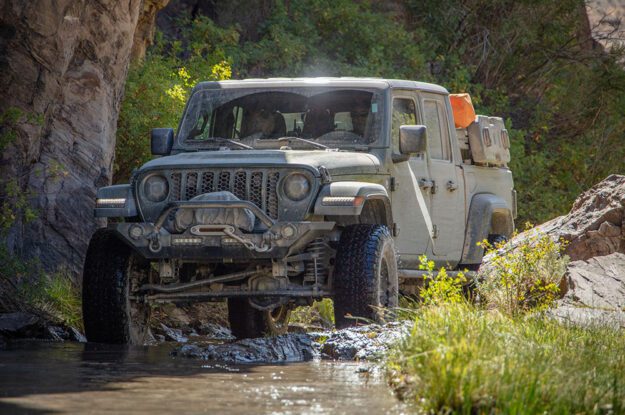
[227,298,291,339]
[82,229,151,345]
[333,224,399,328]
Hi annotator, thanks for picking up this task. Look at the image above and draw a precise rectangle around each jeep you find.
[82,78,516,343]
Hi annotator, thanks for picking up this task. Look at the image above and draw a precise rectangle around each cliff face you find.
[0,0,167,276]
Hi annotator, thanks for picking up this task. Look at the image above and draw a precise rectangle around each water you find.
[0,341,407,414]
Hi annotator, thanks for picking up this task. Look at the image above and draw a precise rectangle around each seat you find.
[302,108,334,138]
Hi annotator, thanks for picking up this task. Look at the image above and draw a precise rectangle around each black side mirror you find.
[393,125,427,162]
[151,128,174,156]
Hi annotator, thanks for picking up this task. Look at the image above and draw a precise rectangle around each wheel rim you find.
[263,305,291,335]
[127,254,151,345]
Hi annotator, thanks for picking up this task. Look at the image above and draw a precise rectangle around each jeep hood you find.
[139,150,381,176]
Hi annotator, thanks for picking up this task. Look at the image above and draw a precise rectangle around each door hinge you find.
[390,177,398,192]
[432,224,439,239]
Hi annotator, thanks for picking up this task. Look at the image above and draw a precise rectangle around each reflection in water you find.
[0,342,406,414]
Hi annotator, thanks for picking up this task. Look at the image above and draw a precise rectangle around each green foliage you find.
[0,243,82,329]
[418,255,466,306]
[0,179,38,233]
[114,17,237,182]
[291,298,335,329]
[477,227,569,316]
[387,303,625,414]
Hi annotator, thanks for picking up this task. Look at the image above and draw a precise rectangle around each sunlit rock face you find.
[0,0,168,276]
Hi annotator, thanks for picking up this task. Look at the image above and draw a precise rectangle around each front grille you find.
[168,169,281,219]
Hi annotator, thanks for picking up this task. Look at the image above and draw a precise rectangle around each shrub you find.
[417,255,466,306]
[477,227,568,316]
[291,298,335,329]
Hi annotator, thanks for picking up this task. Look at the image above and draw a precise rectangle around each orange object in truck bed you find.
[450,93,476,128]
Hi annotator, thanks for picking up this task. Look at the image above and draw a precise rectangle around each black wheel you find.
[82,229,151,345]
[333,224,399,329]
[227,299,291,339]
[487,233,508,248]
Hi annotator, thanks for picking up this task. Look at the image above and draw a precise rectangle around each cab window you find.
[423,99,451,160]
[392,98,417,145]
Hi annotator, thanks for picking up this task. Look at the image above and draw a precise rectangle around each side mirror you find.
[151,128,174,156]
[393,125,427,163]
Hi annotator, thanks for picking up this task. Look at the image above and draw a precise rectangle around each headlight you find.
[143,175,169,202]
[283,173,311,201]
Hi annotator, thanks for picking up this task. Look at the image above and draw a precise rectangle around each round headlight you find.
[283,173,311,201]
[143,175,169,202]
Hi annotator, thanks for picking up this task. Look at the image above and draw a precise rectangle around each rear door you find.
[419,92,465,261]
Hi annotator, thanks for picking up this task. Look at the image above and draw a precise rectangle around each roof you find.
[192,77,449,95]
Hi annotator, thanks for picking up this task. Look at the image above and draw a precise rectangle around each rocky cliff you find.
[0,0,168,276]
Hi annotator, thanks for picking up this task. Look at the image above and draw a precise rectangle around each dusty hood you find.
[140,150,381,176]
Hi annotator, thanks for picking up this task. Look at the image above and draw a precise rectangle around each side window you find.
[423,99,450,160]
[391,98,417,144]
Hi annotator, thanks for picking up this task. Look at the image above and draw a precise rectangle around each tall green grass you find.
[387,303,625,414]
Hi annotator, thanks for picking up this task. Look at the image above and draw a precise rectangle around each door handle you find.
[446,180,458,191]
[419,178,434,190]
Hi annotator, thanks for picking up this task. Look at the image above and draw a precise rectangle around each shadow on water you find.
[0,341,404,414]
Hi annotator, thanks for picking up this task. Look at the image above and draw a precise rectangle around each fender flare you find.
[313,182,393,227]
[461,193,514,264]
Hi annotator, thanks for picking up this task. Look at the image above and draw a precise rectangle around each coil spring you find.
[304,238,327,284]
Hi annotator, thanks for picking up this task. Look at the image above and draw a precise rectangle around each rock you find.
[159,323,189,343]
[550,253,625,328]
[315,322,410,361]
[537,174,625,261]
[0,312,47,338]
[172,322,410,364]
[0,0,169,280]
[174,334,316,363]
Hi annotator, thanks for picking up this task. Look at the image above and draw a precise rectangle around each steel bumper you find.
[111,200,335,260]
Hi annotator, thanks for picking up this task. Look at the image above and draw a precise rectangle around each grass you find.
[291,298,335,329]
[1,241,83,330]
[386,303,625,414]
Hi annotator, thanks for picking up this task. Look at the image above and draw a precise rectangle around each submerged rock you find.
[174,333,316,363]
[172,322,409,364]
[314,322,410,361]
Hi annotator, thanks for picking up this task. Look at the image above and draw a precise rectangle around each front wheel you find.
[227,298,291,339]
[333,224,399,328]
[82,229,151,345]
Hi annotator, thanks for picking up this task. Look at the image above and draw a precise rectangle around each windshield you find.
[177,87,385,150]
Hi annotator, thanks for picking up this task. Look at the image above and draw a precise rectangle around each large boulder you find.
[0,0,169,277]
[538,174,625,261]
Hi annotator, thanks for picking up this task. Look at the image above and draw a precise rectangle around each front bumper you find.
[111,200,335,260]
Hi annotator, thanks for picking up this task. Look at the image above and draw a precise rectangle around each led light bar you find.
[172,237,202,245]
[321,196,365,207]
[96,198,126,206]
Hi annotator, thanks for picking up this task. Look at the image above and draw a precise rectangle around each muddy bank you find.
[173,321,410,364]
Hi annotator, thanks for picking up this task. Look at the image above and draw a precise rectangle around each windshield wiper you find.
[188,137,253,150]
[276,136,328,149]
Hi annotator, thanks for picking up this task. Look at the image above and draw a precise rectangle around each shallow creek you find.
[0,341,407,414]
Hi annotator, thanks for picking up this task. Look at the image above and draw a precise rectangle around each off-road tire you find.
[227,299,291,339]
[82,229,151,345]
[487,233,508,247]
[333,224,399,328]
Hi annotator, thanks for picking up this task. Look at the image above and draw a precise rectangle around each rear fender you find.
[461,193,514,264]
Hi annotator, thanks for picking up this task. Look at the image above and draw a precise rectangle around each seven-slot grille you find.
[168,169,281,219]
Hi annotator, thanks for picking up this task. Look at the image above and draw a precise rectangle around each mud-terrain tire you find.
[487,233,508,247]
[82,229,151,345]
[333,224,399,329]
[227,299,291,339]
